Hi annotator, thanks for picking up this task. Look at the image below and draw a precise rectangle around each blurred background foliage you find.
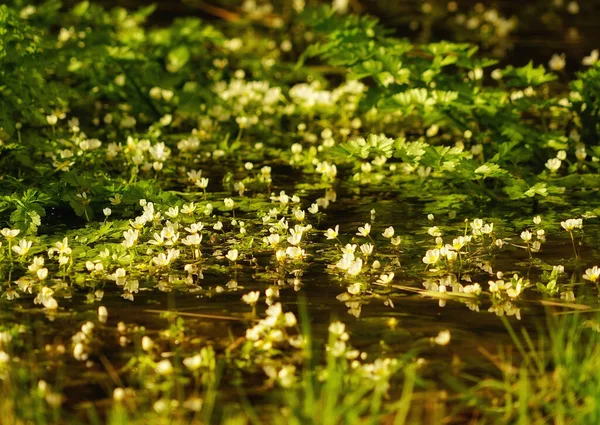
[33,0,600,72]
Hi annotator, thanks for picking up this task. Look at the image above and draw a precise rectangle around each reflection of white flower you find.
[376,272,394,285]
[34,287,58,310]
[347,282,361,295]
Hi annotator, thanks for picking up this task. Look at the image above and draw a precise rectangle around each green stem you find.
[569,231,579,260]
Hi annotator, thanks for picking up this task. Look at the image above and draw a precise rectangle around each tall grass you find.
[453,312,600,425]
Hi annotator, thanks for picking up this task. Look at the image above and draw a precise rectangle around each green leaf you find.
[167,45,190,73]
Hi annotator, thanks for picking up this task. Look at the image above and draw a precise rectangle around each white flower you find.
[152,250,180,267]
[422,249,440,265]
[452,236,468,250]
[545,158,561,173]
[583,49,599,66]
[432,330,451,346]
[481,223,494,235]
[183,354,204,371]
[103,208,112,217]
[561,218,583,232]
[285,246,305,260]
[325,225,339,240]
[470,219,483,231]
[109,194,122,205]
[336,253,354,270]
[267,233,280,248]
[520,230,532,242]
[182,233,203,246]
[1,228,20,239]
[224,198,235,210]
[142,336,154,351]
[28,256,45,272]
[122,229,139,248]
[294,209,305,221]
[36,268,49,280]
[155,359,173,375]
[382,226,394,238]
[182,203,196,215]
[583,266,600,283]
[187,169,202,183]
[332,0,349,14]
[446,250,458,262]
[46,114,58,126]
[185,222,204,233]
[196,178,209,189]
[165,206,179,218]
[360,243,373,256]
[226,249,239,262]
[548,53,566,71]
[342,244,357,254]
[356,223,371,237]
[287,229,302,246]
[98,306,108,323]
[12,239,32,256]
[54,237,72,255]
[328,321,346,336]
[427,226,442,237]
[113,388,126,402]
[284,312,297,327]
[347,258,363,276]
[390,236,402,246]
[276,249,286,262]
[242,291,260,306]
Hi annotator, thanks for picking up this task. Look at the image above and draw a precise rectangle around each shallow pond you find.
[2,1,600,424]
